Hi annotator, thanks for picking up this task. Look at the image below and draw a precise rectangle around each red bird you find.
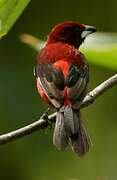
[34,22,96,155]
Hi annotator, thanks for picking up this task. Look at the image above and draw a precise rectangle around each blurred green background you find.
[0,0,117,180]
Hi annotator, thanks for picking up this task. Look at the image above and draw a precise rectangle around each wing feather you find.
[34,63,64,108]
[66,64,89,107]
[34,60,88,109]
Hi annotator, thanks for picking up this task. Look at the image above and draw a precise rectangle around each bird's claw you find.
[41,108,52,129]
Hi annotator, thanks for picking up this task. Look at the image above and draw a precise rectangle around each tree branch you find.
[0,74,117,145]
[80,74,117,108]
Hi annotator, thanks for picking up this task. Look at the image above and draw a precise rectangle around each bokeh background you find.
[0,0,117,180]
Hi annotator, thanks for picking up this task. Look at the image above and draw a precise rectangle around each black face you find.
[54,25,84,48]
[47,22,96,48]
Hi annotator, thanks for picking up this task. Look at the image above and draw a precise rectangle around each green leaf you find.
[81,46,117,70]
[80,33,117,70]
[0,0,31,38]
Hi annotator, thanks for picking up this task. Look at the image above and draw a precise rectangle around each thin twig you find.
[80,74,117,108]
[0,74,116,145]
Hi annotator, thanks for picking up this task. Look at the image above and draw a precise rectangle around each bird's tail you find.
[53,106,92,156]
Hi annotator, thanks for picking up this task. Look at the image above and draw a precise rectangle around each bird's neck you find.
[38,42,85,65]
[46,34,83,49]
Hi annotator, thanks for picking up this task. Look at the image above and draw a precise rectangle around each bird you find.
[34,21,96,156]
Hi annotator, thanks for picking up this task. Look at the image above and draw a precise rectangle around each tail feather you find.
[63,106,79,135]
[53,106,91,155]
[70,112,92,156]
[53,111,69,150]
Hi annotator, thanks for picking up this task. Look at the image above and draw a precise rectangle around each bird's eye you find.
[74,27,81,33]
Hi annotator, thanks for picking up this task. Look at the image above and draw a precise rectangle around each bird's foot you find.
[40,108,52,129]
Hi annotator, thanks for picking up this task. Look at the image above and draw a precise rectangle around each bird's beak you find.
[81,25,96,39]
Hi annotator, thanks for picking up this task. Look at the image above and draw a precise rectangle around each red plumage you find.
[34,21,96,155]
[37,42,85,65]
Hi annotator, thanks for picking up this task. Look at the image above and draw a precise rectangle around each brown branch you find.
[0,74,117,145]
[80,74,117,108]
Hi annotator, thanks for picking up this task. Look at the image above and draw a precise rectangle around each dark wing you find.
[34,60,88,109]
[65,64,89,108]
[34,62,65,108]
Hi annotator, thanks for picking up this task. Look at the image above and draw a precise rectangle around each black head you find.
[47,22,96,48]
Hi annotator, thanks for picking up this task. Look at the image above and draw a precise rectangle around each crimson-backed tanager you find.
[34,22,96,156]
